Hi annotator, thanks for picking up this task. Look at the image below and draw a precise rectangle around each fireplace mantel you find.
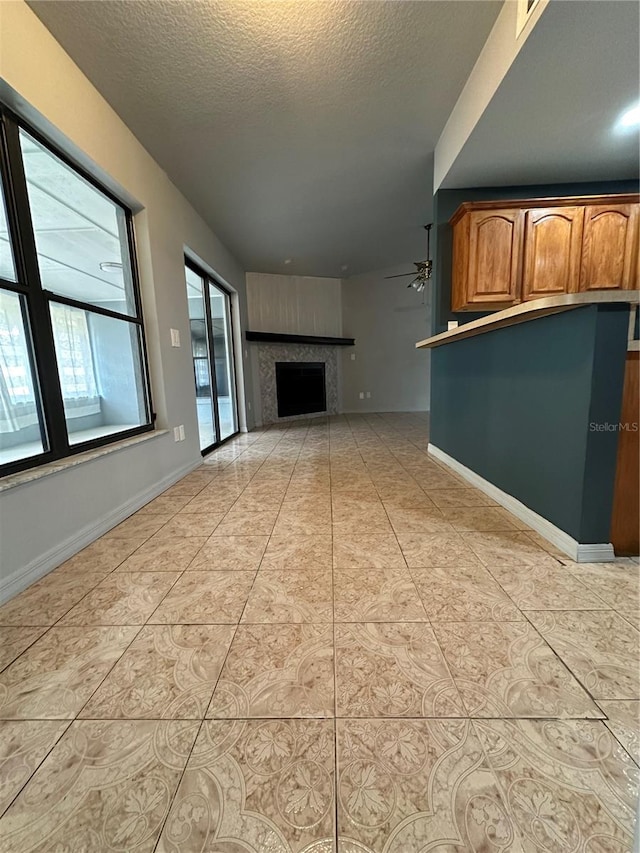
[246,331,354,346]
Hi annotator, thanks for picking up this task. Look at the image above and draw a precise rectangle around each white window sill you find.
[0,429,170,494]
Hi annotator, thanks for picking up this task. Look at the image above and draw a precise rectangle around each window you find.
[0,109,152,474]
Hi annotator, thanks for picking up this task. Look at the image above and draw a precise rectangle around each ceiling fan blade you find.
[385,272,417,279]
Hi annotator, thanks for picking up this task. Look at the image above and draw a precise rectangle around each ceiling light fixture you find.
[99,261,123,273]
[616,102,640,132]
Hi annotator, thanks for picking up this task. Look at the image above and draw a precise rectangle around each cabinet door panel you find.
[467,209,522,305]
[523,207,584,300]
[580,203,639,291]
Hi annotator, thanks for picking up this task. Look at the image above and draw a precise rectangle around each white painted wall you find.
[0,0,255,599]
[341,266,431,413]
[246,273,342,337]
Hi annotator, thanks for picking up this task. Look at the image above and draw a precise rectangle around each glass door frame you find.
[185,257,239,455]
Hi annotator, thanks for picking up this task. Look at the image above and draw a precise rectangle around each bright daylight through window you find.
[0,109,151,473]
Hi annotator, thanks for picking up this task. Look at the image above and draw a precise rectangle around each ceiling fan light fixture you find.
[386,223,433,290]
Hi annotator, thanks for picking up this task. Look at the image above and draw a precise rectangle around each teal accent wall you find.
[430,305,629,542]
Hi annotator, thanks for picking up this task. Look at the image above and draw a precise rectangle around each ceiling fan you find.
[385,224,433,292]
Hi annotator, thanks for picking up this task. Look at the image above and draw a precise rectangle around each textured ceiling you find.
[441,0,640,190]
[27,0,501,276]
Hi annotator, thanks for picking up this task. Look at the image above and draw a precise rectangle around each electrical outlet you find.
[248,401,252,410]
[170,328,181,347]
[350,353,356,361]
[359,392,364,400]
[178,424,185,441]
[366,391,371,399]
[173,427,181,442]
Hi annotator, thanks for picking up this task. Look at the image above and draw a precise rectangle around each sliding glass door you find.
[185,262,238,453]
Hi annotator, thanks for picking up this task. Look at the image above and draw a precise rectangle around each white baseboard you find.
[428,443,615,563]
[0,458,202,605]
[573,543,617,562]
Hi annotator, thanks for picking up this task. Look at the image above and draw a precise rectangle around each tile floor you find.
[0,412,638,852]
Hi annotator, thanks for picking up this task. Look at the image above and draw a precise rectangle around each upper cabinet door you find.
[522,207,584,300]
[465,209,523,306]
[580,203,639,291]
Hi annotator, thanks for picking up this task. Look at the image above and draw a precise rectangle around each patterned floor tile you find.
[385,505,453,534]
[434,621,603,718]
[619,609,640,630]
[161,480,207,498]
[115,538,206,571]
[104,514,174,539]
[337,718,525,852]
[152,513,224,538]
[0,720,199,853]
[564,560,640,612]
[411,566,523,622]
[599,700,640,764]
[441,506,521,532]
[0,626,47,672]
[260,535,333,571]
[333,535,406,569]
[80,624,235,719]
[273,512,332,536]
[55,538,146,573]
[527,610,640,700]
[7,416,640,852]
[333,569,428,622]
[333,517,394,537]
[208,623,334,718]
[58,572,180,626]
[242,570,332,624]
[397,532,482,569]
[215,510,278,536]
[0,626,138,719]
[133,494,192,515]
[416,471,464,490]
[149,571,255,624]
[489,563,609,610]
[0,572,108,626]
[462,531,561,569]
[178,494,237,514]
[0,720,70,816]
[335,622,464,717]
[427,488,498,508]
[189,535,269,570]
[156,719,335,852]
[474,718,638,851]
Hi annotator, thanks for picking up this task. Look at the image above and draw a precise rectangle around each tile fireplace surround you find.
[257,342,339,424]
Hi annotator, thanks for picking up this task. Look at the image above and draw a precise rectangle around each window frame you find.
[0,106,154,477]
[184,257,239,454]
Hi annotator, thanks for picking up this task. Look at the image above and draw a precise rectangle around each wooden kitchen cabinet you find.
[450,194,639,311]
[451,208,523,311]
[580,203,639,291]
[522,206,584,300]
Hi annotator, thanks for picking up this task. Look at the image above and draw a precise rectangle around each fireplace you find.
[275,362,327,418]
[254,343,338,424]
